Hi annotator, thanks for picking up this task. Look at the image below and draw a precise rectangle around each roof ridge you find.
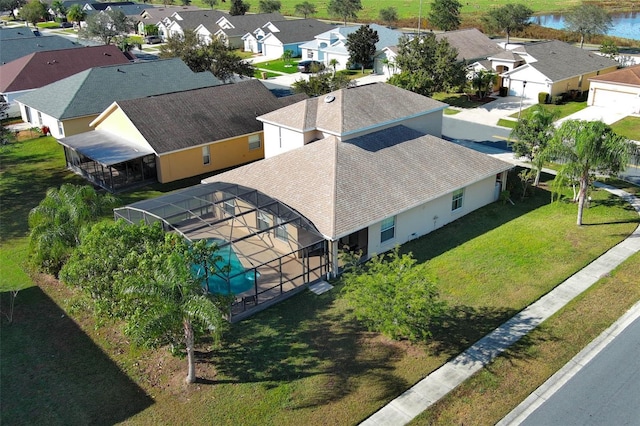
[329,137,339,239]
[60,68,92,119]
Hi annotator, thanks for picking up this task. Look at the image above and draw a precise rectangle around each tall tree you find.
[510,104,559,186]
[346,24,378,73]
[294,1,315,18]
[428,0,462,31]
[258,0,280,13]
[545,120,632,226]
[159,29,254,82]
[50,0,67,19]
[20,0,48,27]
[328,0,362,26]
[28,184,116,275]
[599,38,619,59]
[0,100,16,145]
[0,0,27,19]
[66,3,85,26]
[482,3,533,45]
[564,3,612,49]
[292,72,354,97]
[388,33,465,96]
[202,0,217,9]
[229,0,249,15]
[469,69,496,99]
[341,248,445,341]
[122,237,227,384]
[378,6,397,28]
[80,9,132,45]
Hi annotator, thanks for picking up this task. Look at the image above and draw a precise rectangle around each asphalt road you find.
[519,316,640,426]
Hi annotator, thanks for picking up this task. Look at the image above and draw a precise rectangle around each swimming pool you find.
[190,239,256,295]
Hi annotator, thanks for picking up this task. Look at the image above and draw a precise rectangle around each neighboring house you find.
[57,79,307,191]
[116,82,512,320]
[242,19,335,57]
[587,64,640,114]
[0,45,130,118]
[15,58,222,138]
[377,28,505,77]
[300,23,403,71]
[162,9,227,41]
[499,40,620,99]
[137,5,203,35]
[105,3,154,22]
[213,12,284,49]
[0,35,81,64]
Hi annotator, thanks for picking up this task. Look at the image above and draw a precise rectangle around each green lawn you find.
[2,137,639,425]
[189,0,634,21]
[497,118,517,128]
[253,58,301,74]
[510,101,588,120]
[432,92,490,109]
[610,116,640,140]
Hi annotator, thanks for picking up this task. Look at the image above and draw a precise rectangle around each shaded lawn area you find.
[610,116,640,140]
[432,92,492,109]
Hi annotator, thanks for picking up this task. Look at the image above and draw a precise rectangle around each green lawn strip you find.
[252,58,300,74]
[432,92,488,109]
[509,101,588,120]
[411,251,640,425]
[254,69,280,79]
[444,108,461,115]
[497,118,517,128]
[610,116,640,140]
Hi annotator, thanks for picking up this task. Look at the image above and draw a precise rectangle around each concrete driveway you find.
[555,105,632,126]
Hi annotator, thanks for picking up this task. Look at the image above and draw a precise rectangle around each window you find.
[257,210,270,230]
[223,198,235,216]
[275,217,288,241]
[380,216,395,243]
[24,106,32,123]
[248,134,261,150]
[452,188,464,211]
[57,121,64,136]
[36,111,42,126]
[202,145,210,165]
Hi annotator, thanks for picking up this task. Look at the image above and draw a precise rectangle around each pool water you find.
[190,239,256,295]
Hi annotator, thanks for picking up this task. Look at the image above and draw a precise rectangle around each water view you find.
[532,12,640,41]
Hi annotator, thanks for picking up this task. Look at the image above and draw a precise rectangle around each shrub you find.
[538,92,549,104]
[552,95,563,105]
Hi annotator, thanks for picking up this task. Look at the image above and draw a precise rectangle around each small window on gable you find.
[248,134,261,150]
[452,188,464,211]
[37,111,42,126]
[202,145,210,165]
[57,121,64,136]
[380,216,395,243]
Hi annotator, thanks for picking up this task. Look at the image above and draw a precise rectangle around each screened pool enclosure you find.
[114,183,329,321]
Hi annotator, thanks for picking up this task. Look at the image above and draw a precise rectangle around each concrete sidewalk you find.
[361,184,640,426]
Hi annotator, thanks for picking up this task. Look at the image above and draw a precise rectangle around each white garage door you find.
[593,88,638,110]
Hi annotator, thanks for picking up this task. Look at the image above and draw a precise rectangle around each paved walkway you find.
[361,180,640,425]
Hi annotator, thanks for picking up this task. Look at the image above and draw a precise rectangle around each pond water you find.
[532,12,640,41]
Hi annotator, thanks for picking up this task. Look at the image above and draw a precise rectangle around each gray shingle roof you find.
[106,3,155,17]
[167,9,228,31]
[205,125,512,239]
[258,82,447,136]
[435,28,504,62]
[16,58,221,119]
[0,45,129,93]
[115,79,306,154]
[218,12,284,37]
[0,27,38,40]
[0,35,81,64]
[513,40,620,81]
[262,19,335,44]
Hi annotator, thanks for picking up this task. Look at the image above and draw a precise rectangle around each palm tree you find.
[281,49,293,66]
[66,4,86,28]
[544,120,632,226]
[123,245,226,384]
[510,104,559,186]
[28,184,116,274]
[329,58,339,76]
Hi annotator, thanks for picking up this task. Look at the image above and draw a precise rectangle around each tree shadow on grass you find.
[200,290,410,408]
[0,287,154,426]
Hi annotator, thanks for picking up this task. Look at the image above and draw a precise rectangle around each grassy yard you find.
[610,116,640,140]
[432,92,492,109]
[253,58,301,74]
[509,100,588,120]
[2,133,639,425]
